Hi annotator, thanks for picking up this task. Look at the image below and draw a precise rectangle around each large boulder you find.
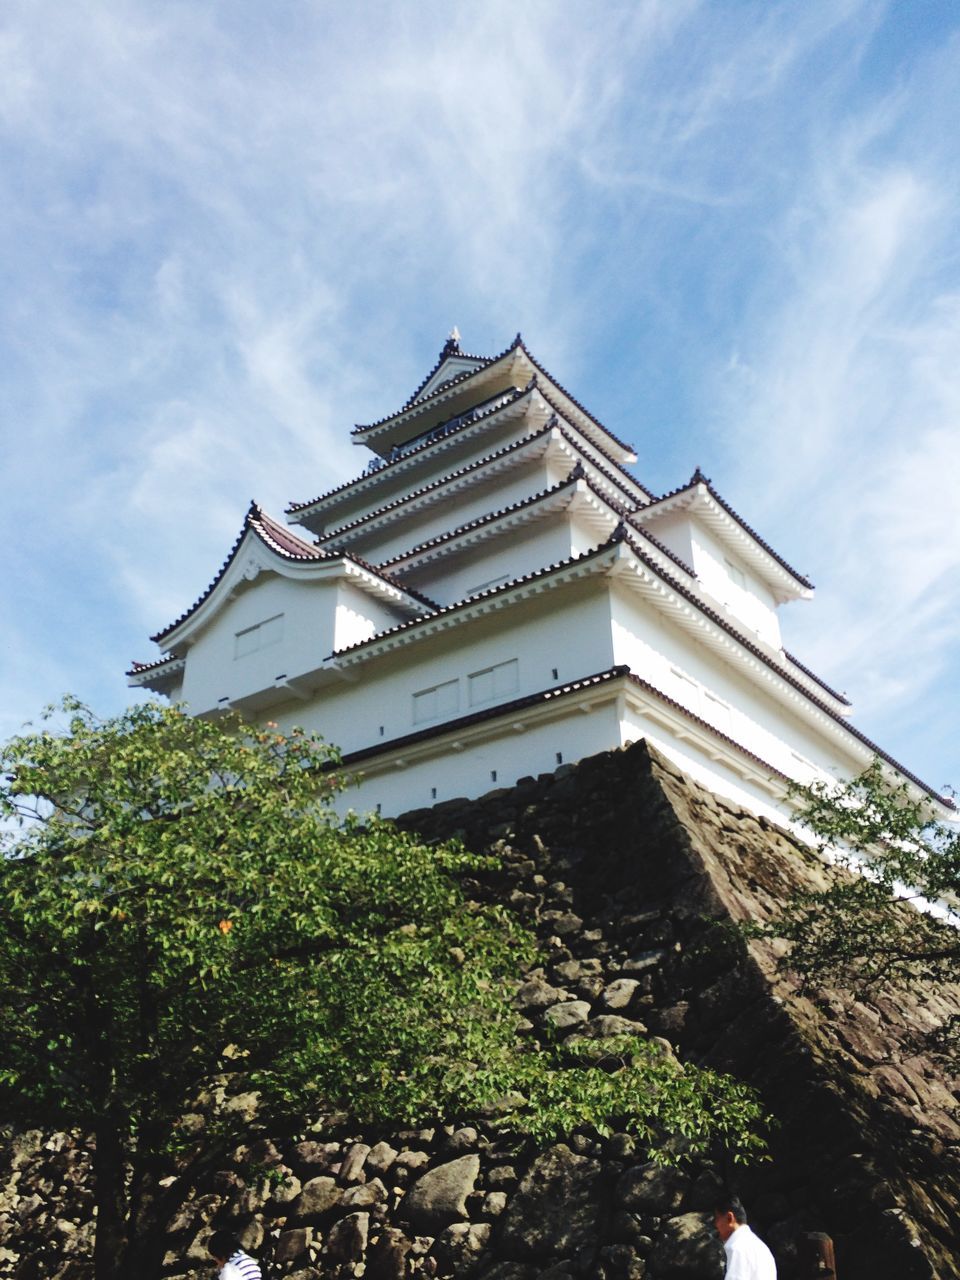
[289,1175,342,1221]
[499,1144,603,1259]
[404,1154,480,1232]
[616,1162,686,1214]
[648,1213,724,1279]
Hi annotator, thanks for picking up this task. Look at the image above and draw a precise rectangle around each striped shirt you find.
[220,1251,262,1280]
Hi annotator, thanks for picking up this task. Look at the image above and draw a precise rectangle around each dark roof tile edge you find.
[331,537,622,657]
[353,335,521,434]
[518,343,638,459]
[150,503,435,646]
[336,663,788,787]
[616,530,946,805]
[317,415,556,543]
[784,650,851,706]
[289,387,528,515]
[646,471,814,590]
[402,336,494,408]
[376,469,625,570]
[334,526,948,806]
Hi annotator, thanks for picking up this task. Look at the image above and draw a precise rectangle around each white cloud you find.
[2,0,958,792]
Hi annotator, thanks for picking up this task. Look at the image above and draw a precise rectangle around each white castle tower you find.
[129,333,950,820]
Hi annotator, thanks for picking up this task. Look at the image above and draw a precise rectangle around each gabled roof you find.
[148,503,432,649]
[635,469,814,601]
[288,388,647,525]
[404,332,493,406]
[352,335,638,465]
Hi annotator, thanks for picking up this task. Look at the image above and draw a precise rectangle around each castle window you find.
[468,658,519,707]
[234,613,284,659]
[412,678,459,724]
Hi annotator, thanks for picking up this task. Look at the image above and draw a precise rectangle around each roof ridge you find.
[401,333,496,408]
[644,473,813,589]
[316,415,556,543]
[377,469,625,570]
[150,503,432,646]
[355,336,519,434]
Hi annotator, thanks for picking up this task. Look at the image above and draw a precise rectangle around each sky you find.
[2,0,959,796]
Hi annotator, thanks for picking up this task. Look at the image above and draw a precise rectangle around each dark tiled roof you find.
[402,334,496,408]
[376,468,624,570]
[289,388,646,519]
[784,650,851,707]
[518,343,637,459]
[150,502,324,643]
[647,470,814,590]
[332,537,623,657]
[317,419,560,546]
[352,335,639,463]
[337,663,787,788]
[127,654,185,677]
[354,335,522,435]
[335,524,949,807]
[614,528,945,804]
[339,666,633,765]
[533,388,652,498]
[150,503,433,646]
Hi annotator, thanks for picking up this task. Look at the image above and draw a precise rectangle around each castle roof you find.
[146,503,432,650]
[351,335,638,465]
[635,469,814,601]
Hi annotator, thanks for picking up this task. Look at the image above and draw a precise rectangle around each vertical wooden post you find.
[797,1231,836,1277]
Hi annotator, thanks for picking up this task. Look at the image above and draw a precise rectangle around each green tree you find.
[764,761,960,1037]
[0,700,766,1279]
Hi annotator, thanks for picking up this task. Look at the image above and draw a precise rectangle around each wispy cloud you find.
[2,0,958,791]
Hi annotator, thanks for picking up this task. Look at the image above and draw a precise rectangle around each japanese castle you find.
[129,333,950,820]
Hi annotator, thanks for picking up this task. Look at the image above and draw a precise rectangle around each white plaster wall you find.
[333,581,408,652]
[688,523,781,647]
[272,581,616,757]
[638,510,695,570]
[607,582,852,785]
[338,699,623,818]
[301,415,537,534]
[180,573,409,714]
[397,517,585,606]
[341,458,555,565]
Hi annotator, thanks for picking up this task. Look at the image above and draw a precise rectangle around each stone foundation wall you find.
[3,742,959,1280]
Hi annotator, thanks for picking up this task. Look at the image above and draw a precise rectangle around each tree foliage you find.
[765,761,960,1016]
[0,700,766,1278]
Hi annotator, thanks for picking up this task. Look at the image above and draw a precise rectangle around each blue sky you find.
[2,0,958,796]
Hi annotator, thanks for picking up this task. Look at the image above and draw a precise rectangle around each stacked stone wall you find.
[3,742,959,1280]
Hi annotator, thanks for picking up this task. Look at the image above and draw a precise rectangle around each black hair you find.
[208,1231,242,1259]
[714,1194,748,1225]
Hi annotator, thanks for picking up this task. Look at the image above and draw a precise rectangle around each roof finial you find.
[691,466,710,486]
[441,327,462,358]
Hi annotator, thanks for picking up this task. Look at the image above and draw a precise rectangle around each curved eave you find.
[314,400,553,544]
[127,655,186,693]
[331,530,948,810]
[339,664,788,797]
[352,339,524,453]
[636,480,813,602]
[377,472,636,575]
[352,336,638,467]
[151,514,432,653]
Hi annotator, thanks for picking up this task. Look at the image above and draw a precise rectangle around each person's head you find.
[713,1194,748,1242]
[208,1231,241,1265]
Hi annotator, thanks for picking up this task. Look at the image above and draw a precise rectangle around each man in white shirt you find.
[713,1195,777,1279]
[208,1230,263,1280]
